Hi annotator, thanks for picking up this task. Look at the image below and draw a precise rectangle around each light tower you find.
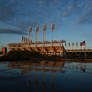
[51,24,55,42]
[21,36,24,43]
[35,24,39,42]
[43,24,46,43]
[28,26,32,44]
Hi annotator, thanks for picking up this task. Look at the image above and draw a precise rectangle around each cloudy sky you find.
[0,0,92,48]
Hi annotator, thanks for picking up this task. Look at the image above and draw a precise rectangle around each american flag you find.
[80,41,86,46]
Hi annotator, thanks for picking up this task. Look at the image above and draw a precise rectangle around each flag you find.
[76,42,78,47]
[21,36,24,41]
[80,41,86,46]
[68,42,70,47]
[65,42,67,47]
[72,42,74,47]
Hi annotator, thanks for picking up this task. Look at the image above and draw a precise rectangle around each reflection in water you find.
[21,70,25,75]
[4,61,92,92]
[63,62,87,73]
[80,64,86,72]
[27,72,31,88]
[34,70,38,89]
[26,67,31,88]
[7,61,64,90]
[60,67,64,73]
[42,71,46,88]
[50,71,54,92]
[76,64,78,72]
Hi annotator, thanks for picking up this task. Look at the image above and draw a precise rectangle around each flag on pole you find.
[80,41,86,46]
[76,42,78,47]
[68,42,70,47]
[72,42,74,47]
[21,36,24,42]
[65,42,67,47]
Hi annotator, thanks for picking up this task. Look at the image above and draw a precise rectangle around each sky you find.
[0,0,92,49]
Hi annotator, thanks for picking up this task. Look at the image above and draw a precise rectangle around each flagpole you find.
[84,42,86,49]
[80,45,82,59]
[80,46,82,50]
[84,41,86,59]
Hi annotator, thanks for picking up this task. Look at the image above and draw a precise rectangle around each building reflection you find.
[64,63,87,73]
[80,64,86,72]
[42,71,46,88]
[27,72,31,88]
[34,70,38,88]
[7,61,65,90]
[76,64,78,72]
[50,71,54,91]
[7,61,88,92]
[8,61,88,74]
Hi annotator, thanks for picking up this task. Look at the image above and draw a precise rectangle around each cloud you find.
[0,0,17,21]
[77,9,92,23]
[0,28,27,35]
[0,0,92,27]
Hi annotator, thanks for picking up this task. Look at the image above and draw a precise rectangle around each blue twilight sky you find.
[0,0,92,48]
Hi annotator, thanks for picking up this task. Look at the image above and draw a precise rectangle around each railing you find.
[66,49,92,52]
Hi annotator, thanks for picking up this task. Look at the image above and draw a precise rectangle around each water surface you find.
[0,61,92,92]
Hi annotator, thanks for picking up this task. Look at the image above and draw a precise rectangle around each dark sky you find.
[0,0,92,48]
